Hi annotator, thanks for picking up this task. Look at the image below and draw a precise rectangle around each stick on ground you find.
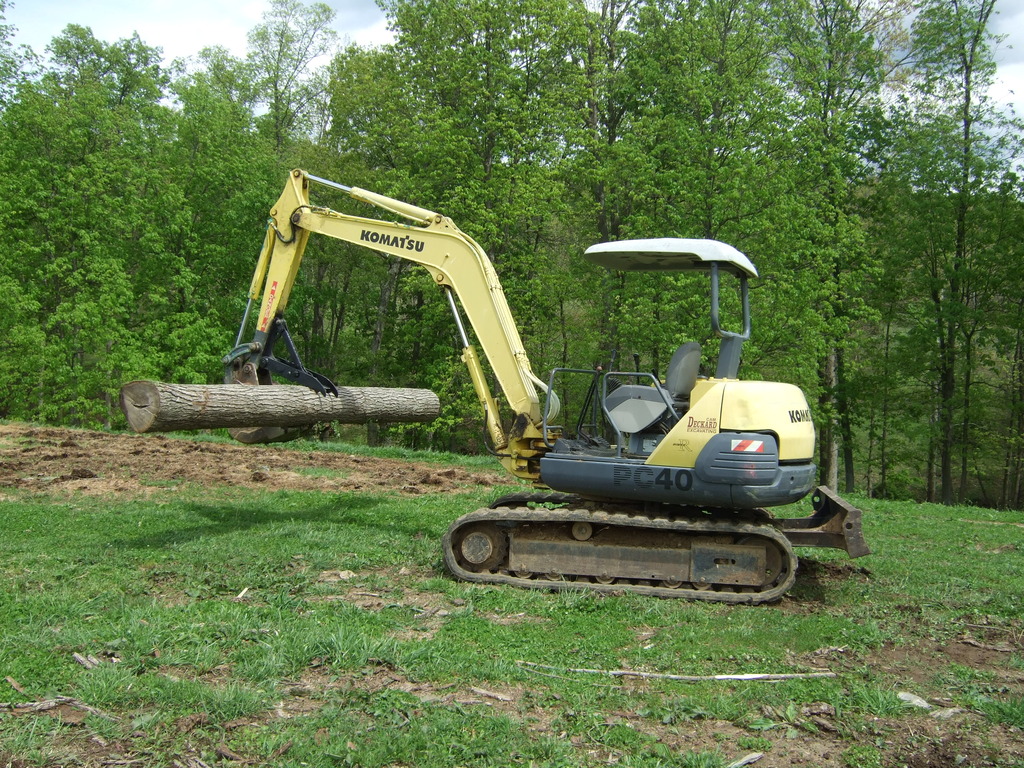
[516,660,836,683]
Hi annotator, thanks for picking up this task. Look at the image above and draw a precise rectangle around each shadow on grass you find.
[787,557,872,604]
[108,492,435,550]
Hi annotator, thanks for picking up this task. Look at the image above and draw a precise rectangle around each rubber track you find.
[442,502,797,605]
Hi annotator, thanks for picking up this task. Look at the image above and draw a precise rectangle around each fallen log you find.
[119,381,440,440]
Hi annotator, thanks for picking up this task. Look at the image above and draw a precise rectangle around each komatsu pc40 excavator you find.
[224,169,869,604]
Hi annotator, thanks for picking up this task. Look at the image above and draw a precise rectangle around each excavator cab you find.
[590,238,755,438]
[540,239,759,455]
[583,237,757,377]
[532,238,864,565]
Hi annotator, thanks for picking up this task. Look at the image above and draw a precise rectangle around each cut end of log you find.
[119,380,161,433]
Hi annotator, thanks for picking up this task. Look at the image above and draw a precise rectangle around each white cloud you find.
[991,0,1024,67]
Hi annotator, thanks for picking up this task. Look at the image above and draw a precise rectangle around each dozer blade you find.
[774,486,870,558]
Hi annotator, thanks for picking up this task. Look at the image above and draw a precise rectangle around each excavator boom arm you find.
[292,206,542,422]
[228,169,547,470]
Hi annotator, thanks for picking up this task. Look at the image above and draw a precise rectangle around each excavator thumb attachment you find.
[222,317,337,444]
[774,486,870,558]
[224,317,338,397]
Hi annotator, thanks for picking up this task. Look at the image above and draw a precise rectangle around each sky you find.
[5,0,1024,115]
[5,0,393,61]
[988,0,1024,114]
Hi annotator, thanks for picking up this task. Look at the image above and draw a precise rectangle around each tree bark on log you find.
[119,381,441,439]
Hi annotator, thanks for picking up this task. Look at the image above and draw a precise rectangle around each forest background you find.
[1,0,1022,509]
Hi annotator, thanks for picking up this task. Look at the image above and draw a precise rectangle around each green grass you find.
[1,451,1023,767]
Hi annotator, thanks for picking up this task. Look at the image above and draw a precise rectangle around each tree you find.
[895,0,1005,504]
[0,27,175,424]
[571,0,641,244]
[602,0,819,383]
[0,0,27,105]
[247,0,338,151]
[775,0,910,491]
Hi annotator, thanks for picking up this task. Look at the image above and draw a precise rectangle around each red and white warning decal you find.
[731,439,764,453]
[258,280,280,332]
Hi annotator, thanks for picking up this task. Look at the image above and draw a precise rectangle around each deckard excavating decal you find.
[687,416,718,433]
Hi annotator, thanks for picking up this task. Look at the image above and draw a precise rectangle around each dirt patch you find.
[859,626,1024,698]
[312,566,462,640]
[885,715,1023,768]
[0,424,504,498]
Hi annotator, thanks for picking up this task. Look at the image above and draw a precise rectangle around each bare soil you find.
[2,422,1023,767]
[0,423,504,499]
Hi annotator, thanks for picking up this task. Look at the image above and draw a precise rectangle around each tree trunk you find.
[877,318,894,498]
[836,346,855,494]
[818,348,839,490]
[119,381,440,437]
[939,324,956,505]
[367,259,408,447]
[958,330,975,502]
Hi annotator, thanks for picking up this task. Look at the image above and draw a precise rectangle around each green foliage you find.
[852,0,1020,504]
[248,0,338,149]
[0,28,173,425]
[1,0,1024,503]
[842,744,883,768]
[0,23,277,427]
[975,695,1024,728]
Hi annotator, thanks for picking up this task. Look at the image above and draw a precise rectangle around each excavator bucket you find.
[774,486,871,558]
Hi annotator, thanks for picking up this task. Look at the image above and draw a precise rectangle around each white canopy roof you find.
[583,238,758,278]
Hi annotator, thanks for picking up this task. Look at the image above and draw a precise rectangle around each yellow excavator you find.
[223,169,869,604]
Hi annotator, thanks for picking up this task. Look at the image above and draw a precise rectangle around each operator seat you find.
[664,341,702,412]
[604,384,669,435]
[602,342,703,437]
